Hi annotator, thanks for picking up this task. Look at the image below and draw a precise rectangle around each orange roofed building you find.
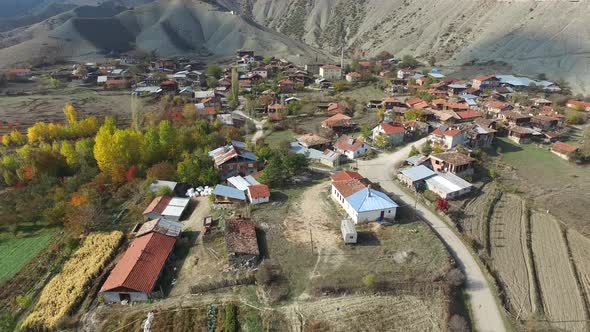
[100,232,176,303]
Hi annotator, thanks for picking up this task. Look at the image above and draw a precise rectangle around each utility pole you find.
[309,229,314,254]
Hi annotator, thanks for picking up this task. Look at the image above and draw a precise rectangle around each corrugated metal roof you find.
[425,173,472,194]
[136,218,182,238]
[346,188,398,213]
[143,196,172,215]
[400,165,437,182]
[162,205,186,218]
[149,180,177,193]
[168,197,190,207]
[228,176,252,191]
[100,233,176,293]
[213,185,246,200]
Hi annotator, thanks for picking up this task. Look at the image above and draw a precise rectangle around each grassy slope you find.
[0,231,54,284]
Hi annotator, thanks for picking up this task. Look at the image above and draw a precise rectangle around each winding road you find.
[356,138,507,332]
[233,98,266,143]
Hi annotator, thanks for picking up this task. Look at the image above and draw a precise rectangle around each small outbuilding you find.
[341,219,357,244]
[225,218,260,267]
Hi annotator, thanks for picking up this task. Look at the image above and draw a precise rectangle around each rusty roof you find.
[551,141,579,154]
[431,152,475,166]
[330,170,364,182]
[248,184,270,199]
[225,219,259,256]
[100,232,176,293]
[332,179,368,198]
[143,196,172,215]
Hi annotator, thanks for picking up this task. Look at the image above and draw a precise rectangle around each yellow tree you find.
[9,129,24,145]
[1,135,9,146]
[60,141,77,166]
[63,103,77,125]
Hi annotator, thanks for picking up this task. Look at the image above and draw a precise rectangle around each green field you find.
[339,85,386,103]
[264,129,296,146]
[0,231,54,284]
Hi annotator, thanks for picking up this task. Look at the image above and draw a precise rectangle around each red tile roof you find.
[100,232,176,293]
[406,98,424,107]
[446,103,470,110]
[248,184,270,199]
[143,196,172,215]
[332,179,368,198]
[473,75,496,81]
[551,141,579,154]
[379,122,405,134]
[456,110,483,120]
[225,219,259,255]
[322,113,355,128]
[160,80,177,86]
[567,100,590,109]
[383,97,401,103]
[7,68,31,74]
[330,170,364,182]
[334,135,366,152]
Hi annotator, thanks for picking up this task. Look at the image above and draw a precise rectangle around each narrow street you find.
[356,139,507,332]
[233,97,266,143]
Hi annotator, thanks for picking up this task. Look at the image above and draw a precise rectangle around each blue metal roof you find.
[213,185,246,200]
[346,188,398,213]
[400,165,436,182]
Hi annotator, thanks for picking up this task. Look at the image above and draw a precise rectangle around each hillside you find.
[222,0,590,93]
[0,0,328,67]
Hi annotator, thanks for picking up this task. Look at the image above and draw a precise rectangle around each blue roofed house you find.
[398,165,436,189]
[212,184,247,203]
[291,142,341,167]
[330,171,398,224]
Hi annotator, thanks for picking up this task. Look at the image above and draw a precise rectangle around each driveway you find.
[233,98,266,143]
[356,138,507,332]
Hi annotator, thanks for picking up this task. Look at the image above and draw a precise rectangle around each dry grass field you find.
[490,194,537,320]
[567,229,590,315]
[459,183,498,249]
[531,211,588,332]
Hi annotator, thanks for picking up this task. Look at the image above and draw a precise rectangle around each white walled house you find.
[319,65,342,80]
[428,127,465,150]
[330,171,398,224]
[247,184,271,205]
[334,135,370,159]
[372,122,405,145]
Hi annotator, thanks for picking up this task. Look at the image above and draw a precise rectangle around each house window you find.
[248,163,254,168]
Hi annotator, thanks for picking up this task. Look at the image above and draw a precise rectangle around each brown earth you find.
[459,183,497,249]
[531,211,587,332]
[566,229,590,317]
[489,194,537,320]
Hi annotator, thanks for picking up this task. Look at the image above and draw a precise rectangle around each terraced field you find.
[531,211,587,332]
[490,194,537,320]
[567,229,590,316]
[459,183,498,249]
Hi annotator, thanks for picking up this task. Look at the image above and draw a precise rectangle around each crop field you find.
[494,138,590,237]
[287,293,447,332]
[531,211,587,332]
[0,231,54,284]
[489,194,537,319]
[459,183,498,249]
[567,229,590,314]
[22,231,123,330]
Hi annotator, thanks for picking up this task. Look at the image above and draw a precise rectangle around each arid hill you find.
[0,0,330,67]
[220,0,590,93]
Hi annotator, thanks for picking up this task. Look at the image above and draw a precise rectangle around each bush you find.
[445,268,466,287]
[362,273,376,290]
[224,304,237,332]
[15,294,32,309]
[243,311,263,332]
[155,185,173,197]
[423,190,438,202]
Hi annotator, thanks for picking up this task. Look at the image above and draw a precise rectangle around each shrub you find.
[15,295,32,309]
[445,268,466,287]
[156,185,173,197]
[21,231,123,330]
[423,190,438,202]
[448,314,469,332]
[362,273,376,290]
[224,304,237,332]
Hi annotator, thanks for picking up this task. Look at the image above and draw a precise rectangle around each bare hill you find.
[0,0,329,68]
[225,0,590,93]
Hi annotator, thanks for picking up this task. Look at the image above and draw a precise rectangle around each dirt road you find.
[233,99,266,143]
[356,138,507,332]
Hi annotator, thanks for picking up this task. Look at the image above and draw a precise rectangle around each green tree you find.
[408,145,420,157]
[421,142,433,155]
[400,55,419,68]
[230,67,239,108]
[158,120,176,159]
[373,134,390,149]
[207,64,223,79]
[405,109,423,121]
[376,108,386,122]
[60,141,77,167]
[142,128,162,165]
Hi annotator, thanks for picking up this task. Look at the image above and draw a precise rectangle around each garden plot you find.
[490,193,537,319]
[567,229,590,314]
[284,293,446,332]
[459,183,497,248]
[531,211,587,332]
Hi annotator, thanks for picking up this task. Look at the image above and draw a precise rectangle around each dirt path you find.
[531,211,587,332]
[169,197,216,296]
[356,137,507,332]
[233,101,266,144]
[490,194,537,319]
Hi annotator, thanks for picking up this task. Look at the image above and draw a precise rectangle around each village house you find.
[134,218,182,238]
[278,79,295,93]
[398,165,437,189]
[472,75,499,90]
[551,142,579,161]
[428,127,465,150]
[500,111,531,127]
[455,110,483,123]
[296,134,331,150]
[382,97,405,110]
[225,218,260,267]
[334,135,370,159]
[531,98,552,107]
[397,68,416,79]
[319,65,342,80]
[212,185,247,204]
[425,172,473,200]
[447,83,468,96]
[484,100,511,114]
[327,102,348,116]
[321,113,357,131]
[403,120,429,137]
[100,232,176,303]
[330,171,398,224]
[346,72,362,83]
[372,122,405,145]
[430,152,476,177]
[566,100,590,112]
[508,126,539,144]
[531,115,559,131]
[247,184,271,205]
[465,123,497,149]
[290,142,342,168]
[208,141,259,179]
[6,68,32,78]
